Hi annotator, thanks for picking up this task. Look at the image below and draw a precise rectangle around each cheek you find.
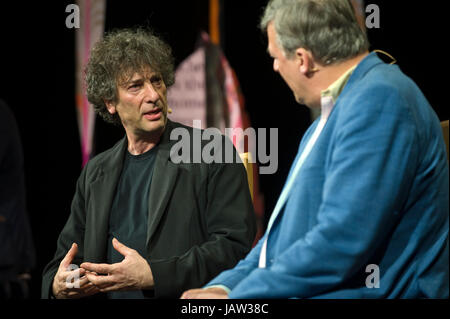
[280,67,297,87]
[279,71,294,88]
[116,101,138,119]
[159,92,168,107]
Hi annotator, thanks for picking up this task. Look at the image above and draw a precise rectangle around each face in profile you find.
[267,22,309,106]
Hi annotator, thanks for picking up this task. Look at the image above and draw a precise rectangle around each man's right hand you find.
[52,243,100,299]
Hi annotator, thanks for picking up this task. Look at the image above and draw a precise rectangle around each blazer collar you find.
[146,120,180,246]
[343,52,385,94]
[85,139,125,262]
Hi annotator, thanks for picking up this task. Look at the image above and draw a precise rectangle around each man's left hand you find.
[80,238,154,293]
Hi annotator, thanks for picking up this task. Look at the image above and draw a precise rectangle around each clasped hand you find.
[52,238,153,299]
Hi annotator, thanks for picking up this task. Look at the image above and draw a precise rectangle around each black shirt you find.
[107,146,158,299]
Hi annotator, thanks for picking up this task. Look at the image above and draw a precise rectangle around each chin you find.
[148,116,167,133]
[295,96,305,105]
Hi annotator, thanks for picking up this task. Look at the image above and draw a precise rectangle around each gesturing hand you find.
[80,238,154,293]
[52,243,100,299]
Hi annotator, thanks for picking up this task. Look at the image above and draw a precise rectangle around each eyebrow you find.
[121,78,143,88]
[120,72,161,87]
[132,73,161,81]
[128,78,144,84]
[123,75,148,86]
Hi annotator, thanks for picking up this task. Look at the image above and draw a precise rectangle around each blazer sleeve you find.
[203,122,321,292]
[204,232,266,291]
[149,144,257,298]
[41,166,88,299]
[228,87,420,298]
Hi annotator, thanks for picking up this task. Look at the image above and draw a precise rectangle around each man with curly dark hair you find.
[41,28,256,299]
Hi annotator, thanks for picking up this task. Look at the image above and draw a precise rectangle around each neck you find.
[126,129,163,155]
[309,52,369,108]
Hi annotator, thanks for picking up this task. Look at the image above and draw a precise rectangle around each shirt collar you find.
[320,65,357,119]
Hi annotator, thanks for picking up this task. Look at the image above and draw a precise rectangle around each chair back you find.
[239,152,254,201]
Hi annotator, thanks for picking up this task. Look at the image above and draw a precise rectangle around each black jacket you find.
[41,120,256,298]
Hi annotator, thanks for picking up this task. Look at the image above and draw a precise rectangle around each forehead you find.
[118,65,159,85]
[267,22,280,55]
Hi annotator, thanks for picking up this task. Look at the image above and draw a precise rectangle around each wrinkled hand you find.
[181,287,229,299]
[80,238,154,293]
[52,243,100,299]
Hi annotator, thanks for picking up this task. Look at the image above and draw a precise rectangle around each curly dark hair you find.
[85,28,175,125]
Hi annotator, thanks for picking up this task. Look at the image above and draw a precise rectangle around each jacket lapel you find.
[83,121,180,259]
[146,120,180,246]
[84,138,127,263]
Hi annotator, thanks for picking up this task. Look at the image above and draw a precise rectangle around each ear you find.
[295,48,316,75]
[104,99,117,115]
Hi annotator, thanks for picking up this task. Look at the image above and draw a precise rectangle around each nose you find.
[143,82,160,104]
[273,59,279,72]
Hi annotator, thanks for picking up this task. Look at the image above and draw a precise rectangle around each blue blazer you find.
[207,53,449,298]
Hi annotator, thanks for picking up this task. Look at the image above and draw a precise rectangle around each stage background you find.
[0,0,447,298]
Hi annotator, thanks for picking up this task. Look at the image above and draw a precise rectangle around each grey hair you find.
[85,28,175,125]
[260,0,369,65]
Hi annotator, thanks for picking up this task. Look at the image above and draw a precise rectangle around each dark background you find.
[0,1,447,299]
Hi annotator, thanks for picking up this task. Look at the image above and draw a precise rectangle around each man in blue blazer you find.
[182,0,449,299]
